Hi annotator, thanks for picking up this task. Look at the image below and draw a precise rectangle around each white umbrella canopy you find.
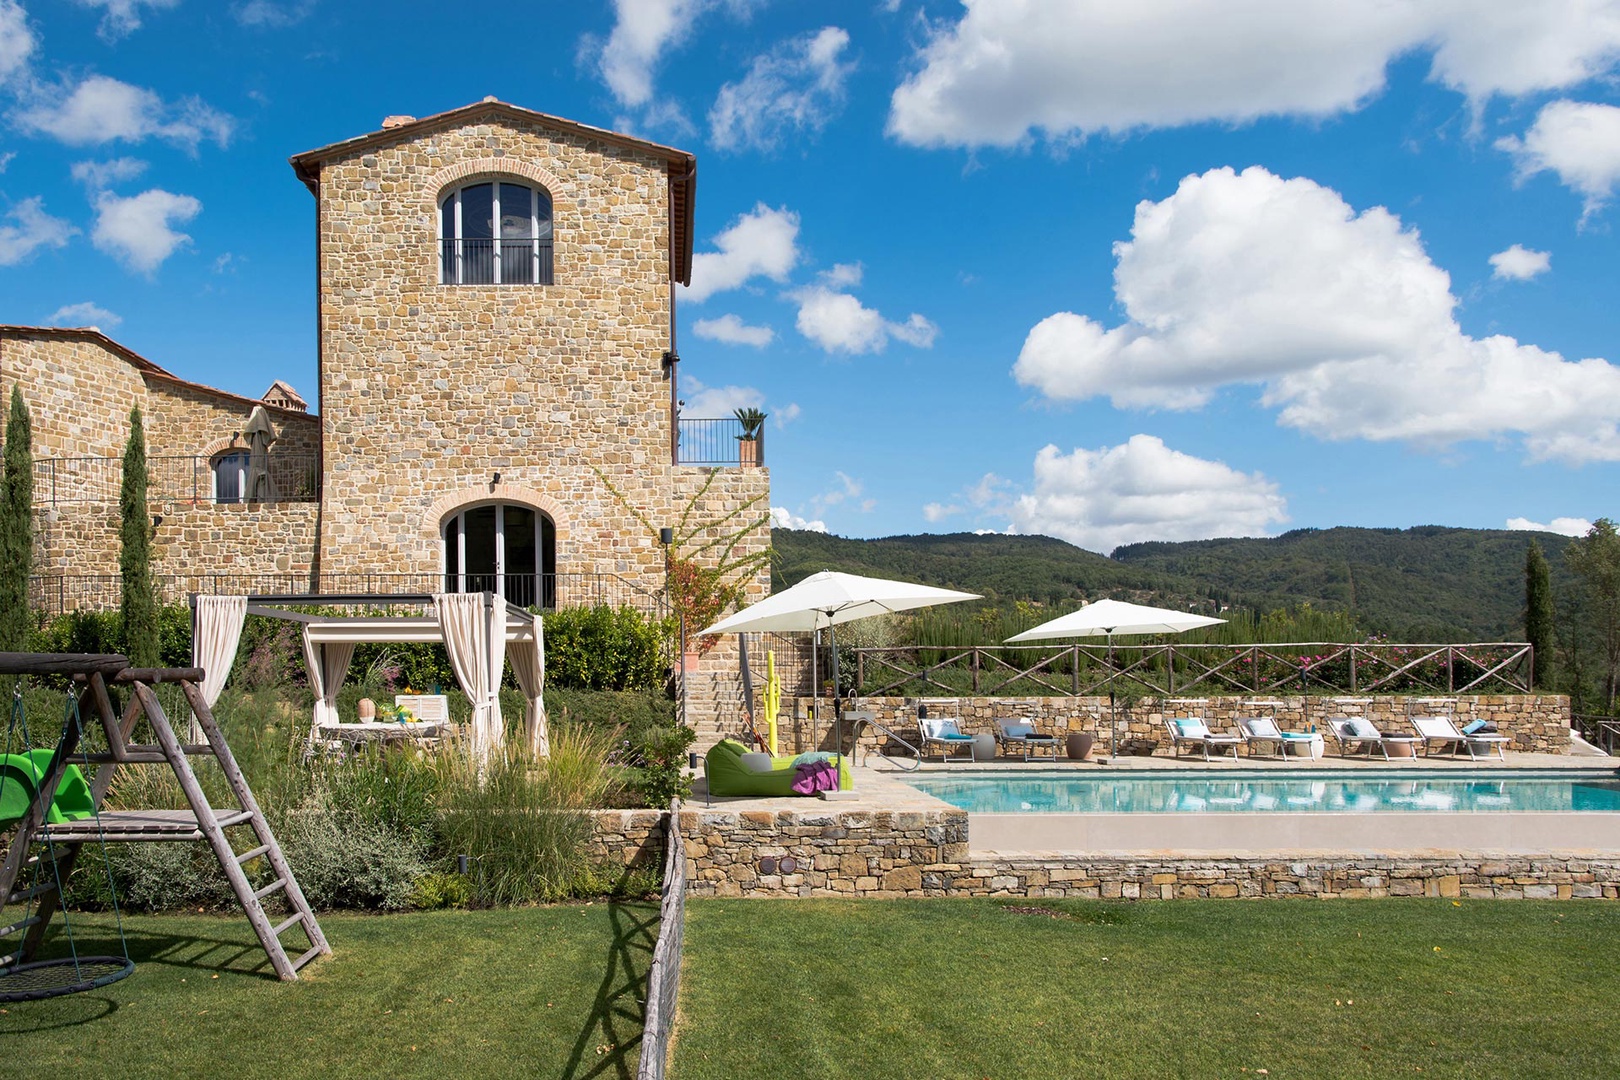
[1004,598,1226,759]
[699,570,980,757]
[1005,598,1225,641]
[700,571,980,636]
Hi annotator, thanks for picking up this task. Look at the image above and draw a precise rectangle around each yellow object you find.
[762,650,782,756]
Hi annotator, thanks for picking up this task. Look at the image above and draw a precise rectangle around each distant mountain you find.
[771,526,1575,641]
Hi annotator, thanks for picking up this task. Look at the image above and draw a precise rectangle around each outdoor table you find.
[332,720,448,747]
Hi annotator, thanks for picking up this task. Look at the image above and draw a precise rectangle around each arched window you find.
[212,450,249,504]
[443,503,557,608]
[439,181,553,285]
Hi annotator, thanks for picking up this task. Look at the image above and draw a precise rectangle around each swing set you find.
[0,652,329,1000]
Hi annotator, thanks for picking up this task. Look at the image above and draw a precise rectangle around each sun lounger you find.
[995,718,1059,761]
[1327,717,1421,761]
[1236,716,1314,759]
[1164,716,1241,761]
[1410,715,1510,762]
[918,717,976,763]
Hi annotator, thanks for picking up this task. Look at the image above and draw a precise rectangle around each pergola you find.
[190,592,548,757]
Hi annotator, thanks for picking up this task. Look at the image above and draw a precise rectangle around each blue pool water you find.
[902,770,1620,814]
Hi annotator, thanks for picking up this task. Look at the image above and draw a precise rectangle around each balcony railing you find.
[27,571,666,617]
[32,453,320,506]
[677,418,764,467]
[440,237,554,285]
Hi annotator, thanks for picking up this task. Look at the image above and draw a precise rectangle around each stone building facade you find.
[3,99,771,616]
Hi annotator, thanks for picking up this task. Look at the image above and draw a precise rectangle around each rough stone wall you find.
[311,113,770,603]
[143,377,319,483]
[788,694,1572,756]
[677,806,1620,900]
[588,809,667,869]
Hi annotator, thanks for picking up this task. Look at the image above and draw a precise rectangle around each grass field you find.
[0,905,656,1080]
[674,897,1620,1079]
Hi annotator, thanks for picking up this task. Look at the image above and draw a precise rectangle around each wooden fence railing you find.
[847,642,1534,699]
[638,801,687,1080]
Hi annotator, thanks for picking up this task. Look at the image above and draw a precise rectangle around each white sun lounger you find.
[1411,715,1510,762]
[1164,716,1241,761]
[919,717,975,763]
[1237,715,1315,759]
[1327,717,1421,761]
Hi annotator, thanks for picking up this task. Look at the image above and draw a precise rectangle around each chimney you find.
[381,115,416,129]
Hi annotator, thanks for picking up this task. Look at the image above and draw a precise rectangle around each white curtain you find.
[300,629,356,736]
[507,611,547,757]
[190,595,248,739]
[435,593,505,758]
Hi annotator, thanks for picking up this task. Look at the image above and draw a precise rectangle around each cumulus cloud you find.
[0,197,76,264]
[75,0,178,42]
[1506,516,1593,536]
[16,75,234,151]
[770,506,827,532]
[1497,100,1620,221]
[819,262,862,288]
[681,203,799,303]
[792,285,938,354]
[888,0,1620,148]
[1489,244,1551,281]
[772,402,800,429]
[1003,435,1288,554]
[710,26,854,152]
[46,300,121,329]
[1013,166,1620,464]
[922,501,961,522]
[678,377,764,417]
[594,0,736,109]
[70,157,148,190]
[0,0,35,86]
[92,188,200,274]
[692,313,774,347]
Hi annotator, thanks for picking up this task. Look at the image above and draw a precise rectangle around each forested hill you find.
[770,526,1575,641]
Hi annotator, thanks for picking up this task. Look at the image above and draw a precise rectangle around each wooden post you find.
[972,648,980,694]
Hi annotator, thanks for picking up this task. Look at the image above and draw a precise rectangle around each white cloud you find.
[235,0,315,27]
[793,285,939,354]
[70,157,148,190]
[0,197,76,265]
[0,151,14,172]
[692,313,774,347]
[16,75,234,151]
[1506,516,1593,537]
[770,506,827,532]
[91,188,200,274]
[772,402,800,428]
[1489,244,1551,281]
[0,0,35,86]
[1013,165,1620,464]
[710,25,854,152]
[678,378,763,417]
[820,261,862,288]
[75,0,178,42]
[812,471,873,516]
[680,203,799,303]
[922,502,961,522]
[596,0,727,108]
[1497,100,1620,221]
[1006,435,1288,554]
[888,0,1620,148]
[46,300,121,329]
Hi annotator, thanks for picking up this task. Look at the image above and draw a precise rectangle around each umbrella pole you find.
[810,631,818,751]
[1108,634,1117,760]
[830,621,841,756]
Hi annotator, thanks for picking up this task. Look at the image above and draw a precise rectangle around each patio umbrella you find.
[1005,598,1226,759]
[243,405,277,502]
[699,570,980,757]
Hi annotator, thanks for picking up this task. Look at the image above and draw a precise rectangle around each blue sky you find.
[2,1,1617,552]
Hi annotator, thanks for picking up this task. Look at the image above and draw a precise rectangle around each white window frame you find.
[437,182,551,286]
[442,504,544,603]
[211,450,249,505]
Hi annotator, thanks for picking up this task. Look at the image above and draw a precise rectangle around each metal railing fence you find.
[676,418,763,467]
[439,237,554,285]
[32,452,320,505]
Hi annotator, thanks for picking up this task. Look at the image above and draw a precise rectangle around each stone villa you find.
[1,99,770,620]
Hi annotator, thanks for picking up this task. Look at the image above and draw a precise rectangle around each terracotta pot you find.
[738,438,760,468]
[681,651,702,672]
[1066,732,1095,761]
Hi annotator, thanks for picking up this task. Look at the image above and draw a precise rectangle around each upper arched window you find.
[439,181,553,285]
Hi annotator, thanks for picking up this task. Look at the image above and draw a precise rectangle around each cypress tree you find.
[1524,540,1555,690]
[0,385,34,651]
[120,405,159,667]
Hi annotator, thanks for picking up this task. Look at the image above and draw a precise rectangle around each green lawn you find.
[0,905,656,1080]
[674,898,1620,1079]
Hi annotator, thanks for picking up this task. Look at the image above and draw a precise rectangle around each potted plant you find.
[734,407,765,468]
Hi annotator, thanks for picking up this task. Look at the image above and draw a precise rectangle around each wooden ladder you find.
[1,655,331,981]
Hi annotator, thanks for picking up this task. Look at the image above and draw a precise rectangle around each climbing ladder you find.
[1,653,330,981]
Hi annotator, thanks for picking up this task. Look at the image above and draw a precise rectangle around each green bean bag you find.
[704,738,851,798]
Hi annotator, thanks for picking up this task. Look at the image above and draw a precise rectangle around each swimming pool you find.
[903,769,1620,814]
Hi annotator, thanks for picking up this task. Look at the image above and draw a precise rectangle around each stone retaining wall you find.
[675,806,1620,900]
[784,694,1571,756]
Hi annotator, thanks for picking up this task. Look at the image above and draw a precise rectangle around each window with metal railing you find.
[439,181,553,285]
